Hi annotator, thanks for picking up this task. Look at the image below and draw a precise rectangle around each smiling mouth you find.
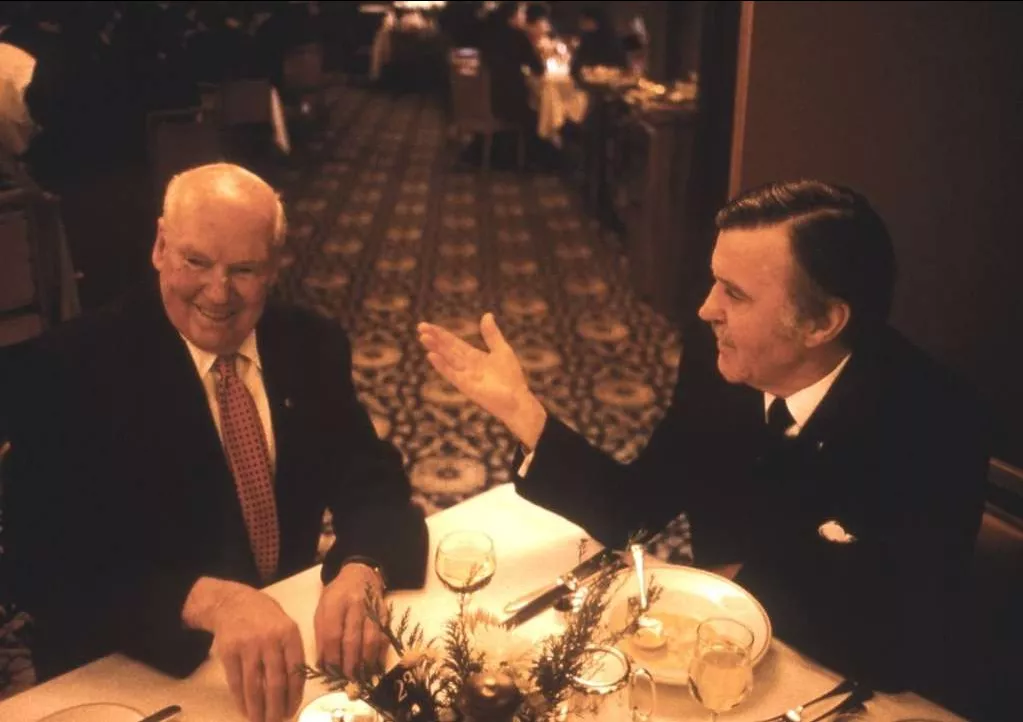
[195,306,236,323]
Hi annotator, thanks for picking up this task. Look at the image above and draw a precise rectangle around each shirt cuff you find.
[340,556,387,590]
[517,447,536,477]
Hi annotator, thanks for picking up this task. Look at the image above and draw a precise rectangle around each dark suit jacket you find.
[516,320,989,697]
[570,29,627,79]
[4,283,428,681]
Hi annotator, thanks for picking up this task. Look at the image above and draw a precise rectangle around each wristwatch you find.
[341,555,388,590]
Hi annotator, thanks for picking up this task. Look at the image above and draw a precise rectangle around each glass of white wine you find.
[435,530,496,595]
[688,617,755,721]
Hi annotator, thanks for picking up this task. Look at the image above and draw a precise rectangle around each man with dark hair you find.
[418,180,989,700]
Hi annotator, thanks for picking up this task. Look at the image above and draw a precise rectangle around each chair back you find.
[0,189,62,346]
[283,43,326,92]
[950,460,1023,719]
[448,49,499,132]
[146,109,223,194]
[220,79,274,127]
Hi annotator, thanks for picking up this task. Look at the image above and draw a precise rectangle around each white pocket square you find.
[818,519,857,544]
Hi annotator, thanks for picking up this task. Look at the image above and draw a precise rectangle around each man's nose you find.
[203,272,232,304]
[698,290,717,322]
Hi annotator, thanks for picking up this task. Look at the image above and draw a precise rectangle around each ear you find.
[152,219,167,271]
[802,299,850,349]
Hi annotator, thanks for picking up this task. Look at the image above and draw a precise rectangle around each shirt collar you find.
[181,331,263,379]
[764,353,852,432]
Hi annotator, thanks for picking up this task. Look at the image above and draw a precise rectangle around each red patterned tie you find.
[214,354,280,582]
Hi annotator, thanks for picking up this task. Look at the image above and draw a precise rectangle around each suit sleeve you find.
[315,323,428,590]
[3,342,212,678]
[515,321,737,555]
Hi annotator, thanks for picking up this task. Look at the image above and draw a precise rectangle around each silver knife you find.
[139,704,182,722]
[502,548,625,628]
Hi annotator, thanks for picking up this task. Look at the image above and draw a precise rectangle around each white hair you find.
[163,163,287,248]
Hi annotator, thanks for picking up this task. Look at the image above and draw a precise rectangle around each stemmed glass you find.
[434,530,497,595]
[688,618,755,721]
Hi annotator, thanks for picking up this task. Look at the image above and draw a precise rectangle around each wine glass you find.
[435,530,496,594]
[688,617,755,721]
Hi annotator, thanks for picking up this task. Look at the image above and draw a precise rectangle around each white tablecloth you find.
[0,485,963,721]
[530,68,589,143]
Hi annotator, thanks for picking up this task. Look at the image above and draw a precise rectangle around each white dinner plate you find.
[35,703,143,722]
[607,564,772,686]
[299,692,381,722]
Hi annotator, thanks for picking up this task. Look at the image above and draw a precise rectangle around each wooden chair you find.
[220,79,275,127]
[934,459,1023,719]
[282,43,330,128]
[146,108,223,195]
[217,79,289,170]
[964,461,1023,719]
[0,188,64,347]
[447,50,524,173]
[283,42,327,94]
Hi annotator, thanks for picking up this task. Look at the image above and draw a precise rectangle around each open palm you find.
[417,313,530,424]
[415,312,548,447]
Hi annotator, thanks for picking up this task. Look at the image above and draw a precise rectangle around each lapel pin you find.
[818,519,856,544]
[816,441,825,451]
[284,398,294,409]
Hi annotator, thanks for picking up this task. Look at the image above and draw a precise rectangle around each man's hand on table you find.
[183,577,305,722]
[314,562,389,679]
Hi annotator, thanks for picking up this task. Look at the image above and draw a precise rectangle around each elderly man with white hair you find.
[4,163,428,722]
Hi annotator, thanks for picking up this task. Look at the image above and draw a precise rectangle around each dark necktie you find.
[214,354,280,582]
[767,397,796,439]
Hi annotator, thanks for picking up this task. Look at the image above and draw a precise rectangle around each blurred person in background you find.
[570,5,627,80]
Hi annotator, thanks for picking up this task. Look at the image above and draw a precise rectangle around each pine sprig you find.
[530,564,619,712]
[300,534,659,722]
[440,596,484,703]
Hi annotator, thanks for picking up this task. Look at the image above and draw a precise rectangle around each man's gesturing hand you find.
[418,313,547,449]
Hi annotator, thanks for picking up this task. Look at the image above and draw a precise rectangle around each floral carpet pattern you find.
[275,88,682,520]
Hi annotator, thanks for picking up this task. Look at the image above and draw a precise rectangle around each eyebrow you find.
[177,246,267,268]
[713,271,752,301]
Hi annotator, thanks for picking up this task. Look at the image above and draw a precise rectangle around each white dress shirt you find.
[518,353,853,476]
[763,353,851,437]
[181,331,277,467]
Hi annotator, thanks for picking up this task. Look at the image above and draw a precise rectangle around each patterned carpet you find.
[275,87,683,519]
[0,85,688,699]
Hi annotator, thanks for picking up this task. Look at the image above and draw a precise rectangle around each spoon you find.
[629,544,665,650]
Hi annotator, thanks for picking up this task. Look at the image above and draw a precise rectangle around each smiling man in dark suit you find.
[418,180,989,700]
[6,163,428,722]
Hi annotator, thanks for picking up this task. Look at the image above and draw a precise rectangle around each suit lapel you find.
[799,348,882,452]
[133,288,228,477]
[255,307,297,495]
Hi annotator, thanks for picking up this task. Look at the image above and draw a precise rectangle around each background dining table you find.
[0,484,964,721]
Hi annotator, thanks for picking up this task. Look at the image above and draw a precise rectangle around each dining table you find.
[0,484,964,721]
